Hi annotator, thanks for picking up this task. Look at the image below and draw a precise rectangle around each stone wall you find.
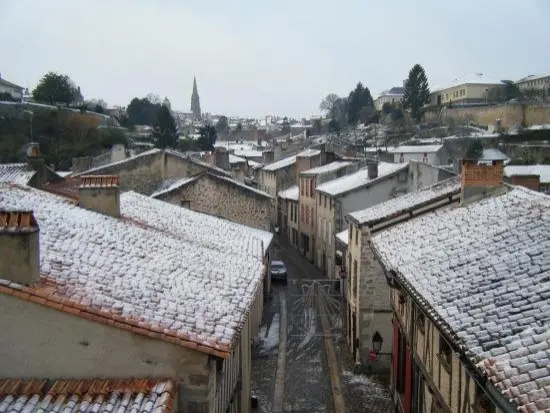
[425,102,550,130]
[76,150,223,196]
[156,173,272,231]
[358,229,393,373]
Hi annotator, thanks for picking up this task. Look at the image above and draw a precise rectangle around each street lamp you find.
[372,331,383,353]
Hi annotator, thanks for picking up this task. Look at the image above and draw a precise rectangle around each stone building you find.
[260,148,324,229]
[370,161,550,413]
[0,178,274,413]
[314,161,408,278]
[278,185,299,247]
[73,148,230,196]
[298,160,363,262]
[151,171,273,231]
[343,177,462,372]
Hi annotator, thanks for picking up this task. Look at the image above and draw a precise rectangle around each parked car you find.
[271,260,287,284]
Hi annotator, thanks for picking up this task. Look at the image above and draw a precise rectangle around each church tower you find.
[190,76,201,119]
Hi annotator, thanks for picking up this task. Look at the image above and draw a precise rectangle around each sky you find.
[1,0,549,118]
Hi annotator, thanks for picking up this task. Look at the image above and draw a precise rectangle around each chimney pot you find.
[0,210,40,286]
[78,175,120,217]
[367,161,379,179]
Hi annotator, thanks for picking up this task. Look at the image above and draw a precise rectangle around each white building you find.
[0,73,24,101]
[515,74,550,91]
[374,87,404,111]
[390,144,446,165]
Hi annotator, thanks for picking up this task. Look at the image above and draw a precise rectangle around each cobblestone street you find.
[251,238,393,413]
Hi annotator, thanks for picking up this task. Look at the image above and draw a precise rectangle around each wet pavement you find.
[251,238,393,413]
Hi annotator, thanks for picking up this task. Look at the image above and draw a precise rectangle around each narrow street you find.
[251,237,393,413]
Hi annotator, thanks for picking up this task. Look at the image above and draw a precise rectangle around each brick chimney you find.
[262,150,275,164]
[460,158,505,203]
[214,147,230,171]
[78,175,120,217]
[509,174,540,191]
[0,211,40,286]
[26,142,47,187]
[367,161,379,179]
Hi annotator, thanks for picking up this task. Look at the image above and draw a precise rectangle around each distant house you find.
[374,87,405,111]
[504,164,550,193]
[0,180,273,413]
[278,185,299,247]
[515,73,550,91]
[429,74,503,106]
[390,144,446,165]
[0,73,24,101]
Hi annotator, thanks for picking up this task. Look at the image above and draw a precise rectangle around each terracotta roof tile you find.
[0,378,176,413]
[0,210,38,232]
[42,177,80,200]
[79,175,119,188]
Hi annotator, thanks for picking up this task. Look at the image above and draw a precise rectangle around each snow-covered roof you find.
[347,177,461,226]
[376,87,404,98]
[151,172,272,200]
[0,163,35,185]
[371,186,550,411]
[262,148,321,172]
[278,185,299,201]
[301,161,353,176]
[504,164,550,184]
[234,150,263,158]
[515,73,550,84]
[0,378,177,413]
[0,77,24,90]
[73,148,230,178]
[316,162,407,197]
[150,176,199,198]
[431,74,503,93]
[229,154,247,164]
[336,229,348,246]
[479,148,509,162]
[390,145,443,154]
[55,171,72,178]
[0,183,273,357]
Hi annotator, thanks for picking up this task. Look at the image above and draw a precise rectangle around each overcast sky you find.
[1,0,549,118]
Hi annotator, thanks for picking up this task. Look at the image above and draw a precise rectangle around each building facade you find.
[0,74,24,101]
[391,145,447,165]
[374,86,405,111]
[429,75,503,106]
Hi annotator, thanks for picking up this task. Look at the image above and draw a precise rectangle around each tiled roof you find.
[42,177,80,200]
[262,148,321,172]
[278,185,299,201]
[301,161,353,176]
[79,175,119,188]
[390,145,443,154]
[0,378,176,413]
[348,177,461,226]
[150,176,199,198]
[0,210,38,232]
[505,164,550,184]
[0,183,272,358]
[151,173,272,199]
[0,163,35,185]
[371,187,550,411]
[316,162,407,197]
[336,229,348,246]
[229,153,247,164]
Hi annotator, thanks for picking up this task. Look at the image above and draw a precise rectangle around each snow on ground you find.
[258,313,280,353]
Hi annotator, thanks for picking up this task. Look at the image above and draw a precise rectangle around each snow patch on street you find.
[258,313,280,353]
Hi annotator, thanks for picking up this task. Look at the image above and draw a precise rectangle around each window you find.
[324,195,327,208]
[300,179,304,196]
[318,194,321,205]
[352,260,358,297]
[310,179,314,198]
[355,226,359,245]
[439,336,452,372]
[300,205,304,222]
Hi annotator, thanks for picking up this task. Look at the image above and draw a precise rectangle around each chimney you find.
[262,150,275,164]
[26,142,47,187]
[214,147,230,171]
[0,210,40,286]
[78,175,120,217]
[509,174,540,191]
[460,158,505,203]
[367,161,379,179]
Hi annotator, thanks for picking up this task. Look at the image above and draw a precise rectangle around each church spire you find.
[191,76,201,120]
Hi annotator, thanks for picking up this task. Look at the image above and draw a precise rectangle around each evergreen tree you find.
[281,117,290,134]
[32,72,80,106]
[215,116,229,137]
[153,104,178,149]
[197,125,217,151]
[347,82,374,125]
[402,64,430,122]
